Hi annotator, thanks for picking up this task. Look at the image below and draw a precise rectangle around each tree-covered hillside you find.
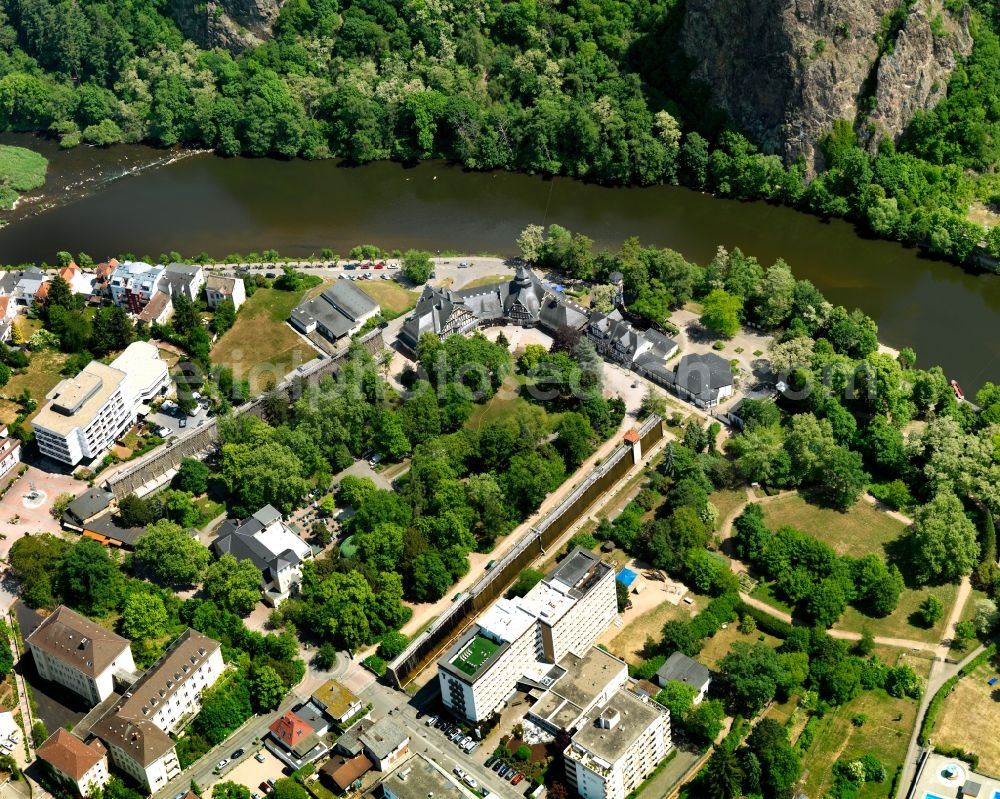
[6,0,1000,269]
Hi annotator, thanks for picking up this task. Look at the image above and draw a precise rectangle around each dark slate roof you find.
[290,282,378,339]
[674,352,734,402]
[163,263,202,278]
[656,651,711,690]
[65,488,114,524]
[0,271,19,295]
[292,701,329,734]
[539,297,588,332]
[212,505,304,582]
[83,511,148,547]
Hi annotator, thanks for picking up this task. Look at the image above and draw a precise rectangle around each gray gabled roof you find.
[656,651,710,689]
[65,488,114,523]
[212,507,304,581]
[675,352,733,402]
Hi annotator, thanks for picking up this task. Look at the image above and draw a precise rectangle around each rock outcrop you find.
[681,0,972,173]
[171,0,284,52]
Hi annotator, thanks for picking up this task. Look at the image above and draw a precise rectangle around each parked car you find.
[216,759,229,770]
[179,418,187,428]
[425,715,438,726]
[453,767,466,780]
[459,736,471,748]
[464,742,477,754]
[255,752,266,763]
[512,773,523,785]
[174,792,187,799]
[259,782,271,795]
[492,761,503,772]
[231,748,245,760]
[463,776,479,790]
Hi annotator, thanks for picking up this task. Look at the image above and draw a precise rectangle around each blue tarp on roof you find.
[617,568,637,588]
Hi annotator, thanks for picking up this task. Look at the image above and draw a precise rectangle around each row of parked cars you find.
[485,756,527,786]
[427,715,479,754]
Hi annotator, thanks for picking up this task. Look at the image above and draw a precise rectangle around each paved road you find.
[150,692,301,799]
[361,680,522,799]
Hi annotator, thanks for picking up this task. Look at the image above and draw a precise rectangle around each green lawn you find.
[696,625,781,670]
[0,348,71,428]
[933,660,1000,776]
[798,688,918,799]
[210,286,319,393]
[761,492,907,558]
[356,280,419,315]
[709,488,747,526]
[452,634,500,676]
[0,144,48,208]
[834,581,958,644]
[464,393,540,431]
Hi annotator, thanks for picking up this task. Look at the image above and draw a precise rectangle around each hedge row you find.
[919,643,997,745]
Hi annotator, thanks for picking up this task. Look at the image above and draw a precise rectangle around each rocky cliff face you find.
[681,0,972,173]
[171,0,284,52]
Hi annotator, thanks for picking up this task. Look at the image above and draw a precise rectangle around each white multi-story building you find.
[109,342,170,404]
[109,262,164,313]
[89,629,224,792]
[37,728,110,796]
[438,548,617,722]
[213,505,314,605]
[33,362,135,466]
[27,606,136,707]
[564,689,671,799]
[205,275,246,312]
[33,344,170,466]
[160,263,205,303]
[0,426,21,478]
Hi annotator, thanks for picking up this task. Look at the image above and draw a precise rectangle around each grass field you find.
[464,393,540,431]
[709,488,747,528]
[761,492,907,558]
[834,581,958,644]
[696,625,781,670]
[0,348,71,428]
[606,597,706,665]
[798,688,917,798]
[933,660,1000,776]
[211,287,319,393]
[356,280,419,315]
[0,144,48,209]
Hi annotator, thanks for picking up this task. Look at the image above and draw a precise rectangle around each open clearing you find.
[933,659,1000,777]
[709,488,747,527]
[211,287,318,393]
[761,492,907,558]
[356,280,419,315]
[0,348,70,428]
[798,687,918,799]
[696,625,781,670]
[834,580,958,644]
[605,595,706,665]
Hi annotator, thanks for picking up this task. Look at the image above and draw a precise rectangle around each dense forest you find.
[6,0,1000,267]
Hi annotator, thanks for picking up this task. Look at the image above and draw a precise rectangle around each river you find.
[0,138,998,394]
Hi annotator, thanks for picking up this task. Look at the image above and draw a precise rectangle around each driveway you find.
[147,405,211,438]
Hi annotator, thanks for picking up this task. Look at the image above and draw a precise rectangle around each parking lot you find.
[213,746,285,796]
[146,401,211,438]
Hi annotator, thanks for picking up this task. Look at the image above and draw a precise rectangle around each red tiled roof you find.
[37,729,105,781]
[35,282,50,301]
[269,711,311,748]
[623,430,640,443]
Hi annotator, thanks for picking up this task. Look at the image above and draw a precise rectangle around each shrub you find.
[515,745,531,761]
[362,655,386,676]
[377,632,409,661]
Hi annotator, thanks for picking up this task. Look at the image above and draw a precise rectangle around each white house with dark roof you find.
[26,606,136,706]
[289,282,379,343]
[205,275,246,312]
[160,263,205,303]
[671,352,734,408]
[14,267,48,307]
[655,651,711,704]
[212,505,313,605]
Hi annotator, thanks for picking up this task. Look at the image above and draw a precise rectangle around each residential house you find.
[266,702,330,769]
[88,629,223,792]
[655,652,711,705]
[0,296,16,343]
[90,259,119,302]
[205,275,246,312]
[438,548,617,722]
[62,488,115,534]
[0,426,21,478]
[212,505,313,606]
[289,282,380,343]
[564,688,671,799]
[311,679,365,728]
[335,717,409,772]
[61,487,152,551]
[59,264,97,296]
[160,263,205,303]
[109,262,164,313]
[671,353,734,408]
[586,309,678,386]
[370,754,473,799]
[137,291,173,326]
[26,605,136,706]
[320,753,372,794]
[14,267,48,307]
[37,728,110,796]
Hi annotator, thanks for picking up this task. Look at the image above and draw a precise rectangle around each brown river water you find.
[1,134,998,393]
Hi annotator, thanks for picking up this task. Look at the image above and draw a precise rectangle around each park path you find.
[862,493,915,525]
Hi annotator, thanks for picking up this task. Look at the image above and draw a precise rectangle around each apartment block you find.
[26,606,136,706]
[564,688,671,799]
[109,262,164,313]
[437,548,616,722]
[37,728,110,796]
[89,629,224,792]
[33,362,135,466]
[34,344,169,466]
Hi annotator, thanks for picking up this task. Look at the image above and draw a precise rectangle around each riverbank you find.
[0,139,998,394]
